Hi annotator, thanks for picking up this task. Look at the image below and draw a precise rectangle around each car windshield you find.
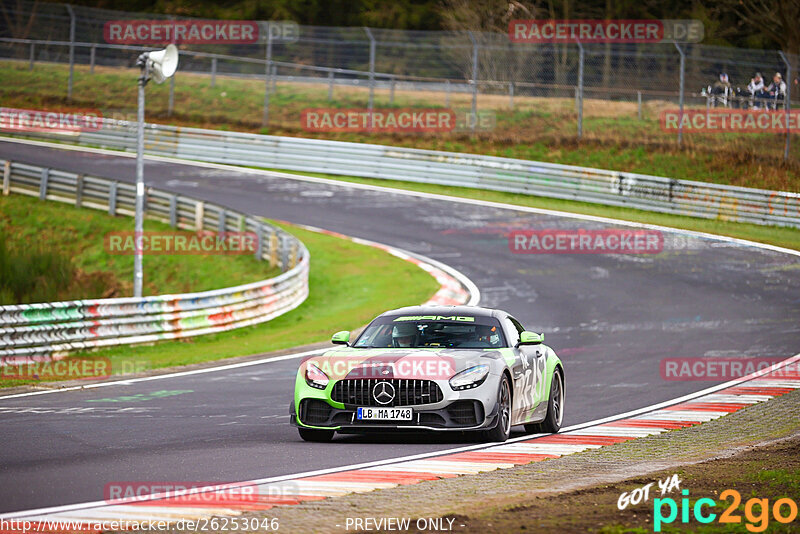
[353,315,507,349]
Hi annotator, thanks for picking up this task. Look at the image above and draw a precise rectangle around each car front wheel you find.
[482,375,512,442]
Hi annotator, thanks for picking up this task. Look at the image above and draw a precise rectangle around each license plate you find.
[357,407,413,421]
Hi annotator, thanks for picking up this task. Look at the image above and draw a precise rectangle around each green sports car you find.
[290,305,564,442]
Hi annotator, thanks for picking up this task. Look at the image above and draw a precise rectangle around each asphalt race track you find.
[1,139,799,514]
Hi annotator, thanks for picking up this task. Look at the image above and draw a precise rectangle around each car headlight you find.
[305,363,329,389]
[449,364,490,391]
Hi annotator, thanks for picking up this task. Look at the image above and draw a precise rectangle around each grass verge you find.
[0,193,276,300]
[0,222,440,388]
[1,61,797,191]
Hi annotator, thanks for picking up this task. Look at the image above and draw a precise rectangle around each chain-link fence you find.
[1,0,797,164]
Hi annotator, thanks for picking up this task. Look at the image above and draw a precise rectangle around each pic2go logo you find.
[654,489,799,532]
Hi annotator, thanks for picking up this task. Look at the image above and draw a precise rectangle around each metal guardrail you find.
[5,119,799,228]
[0,158,310,362]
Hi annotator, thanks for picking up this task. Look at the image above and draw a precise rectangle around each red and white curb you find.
[4,355,798,532]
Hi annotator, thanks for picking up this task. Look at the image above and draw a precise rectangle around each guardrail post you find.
[66,5,75,101]
[779,51,792,162]
[168,74,175,117]
[327,70,334,101]
[211,57,217,88]
[576,41,584,139]
[2,161,10,196]
[262,24,273,128]
[674,42,685,147]
[269,231,279,266]
[90,45,96,74]
[75,174,83,207]
[195,201,204,231]
[39,168,49,200]
[254,224,264,261]
[468,31,479,133]
[108,181,118,215]
[29,43,35,71]
[169,195,177,227]
[218,208,227,234]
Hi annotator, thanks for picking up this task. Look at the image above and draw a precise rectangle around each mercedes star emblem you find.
[372,381,396,405]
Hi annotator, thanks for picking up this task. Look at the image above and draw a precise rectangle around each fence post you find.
[271,65,278,91]
[389,76,395,105]
[364,27,376,129]
[468,31,479,133]
[328,70,334,101]
[29,42,35,70]
[445,79,451,107]
[66,4,75,100]
[262,24,273,128]
[211,57,217,88]
[2,161,10,195]
[255,224,264,261]
[509,82,514,110]
[674,42,685,147]
[168,74,175,117]
[576,41,584,139]
[90,45,96,74]
[779,51,792,162]
[39,168,49,200]
[637,91,642,120]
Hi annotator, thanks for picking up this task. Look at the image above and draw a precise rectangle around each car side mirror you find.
[518,331,543,346]
[331,331,350,345]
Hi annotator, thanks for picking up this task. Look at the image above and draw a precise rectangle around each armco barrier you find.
[0,158,309,362]
[4,119,799,227]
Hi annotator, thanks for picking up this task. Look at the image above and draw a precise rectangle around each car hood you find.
[305,347,506,381]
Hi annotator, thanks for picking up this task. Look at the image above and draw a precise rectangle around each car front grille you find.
[331,379,444,407]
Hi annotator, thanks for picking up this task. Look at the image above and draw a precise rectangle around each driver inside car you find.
[392,323,417,347]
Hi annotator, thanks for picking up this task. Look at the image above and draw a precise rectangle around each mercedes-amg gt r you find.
[290,305,564,442]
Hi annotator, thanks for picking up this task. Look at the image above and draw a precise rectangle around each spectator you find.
[710,73,732,106]
[745,72,767,108]
[766,72,787,109]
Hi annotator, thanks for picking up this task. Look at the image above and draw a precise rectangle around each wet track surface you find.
[1,139,799,513]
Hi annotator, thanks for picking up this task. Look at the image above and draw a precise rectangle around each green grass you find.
[0,193,276,300]
[0,221,441,387]
[1,61,797,192]
[272,170,800,252]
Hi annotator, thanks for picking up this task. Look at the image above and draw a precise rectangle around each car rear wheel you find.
[482,375,512,442]
[298,428,335,442]
[525,369,564,434]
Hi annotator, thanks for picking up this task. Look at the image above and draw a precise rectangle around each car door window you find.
[503,317,523,346]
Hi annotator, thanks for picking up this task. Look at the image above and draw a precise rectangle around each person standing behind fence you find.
[711,73,732,107]
[766,72,786,110]
[746,72,766,109]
